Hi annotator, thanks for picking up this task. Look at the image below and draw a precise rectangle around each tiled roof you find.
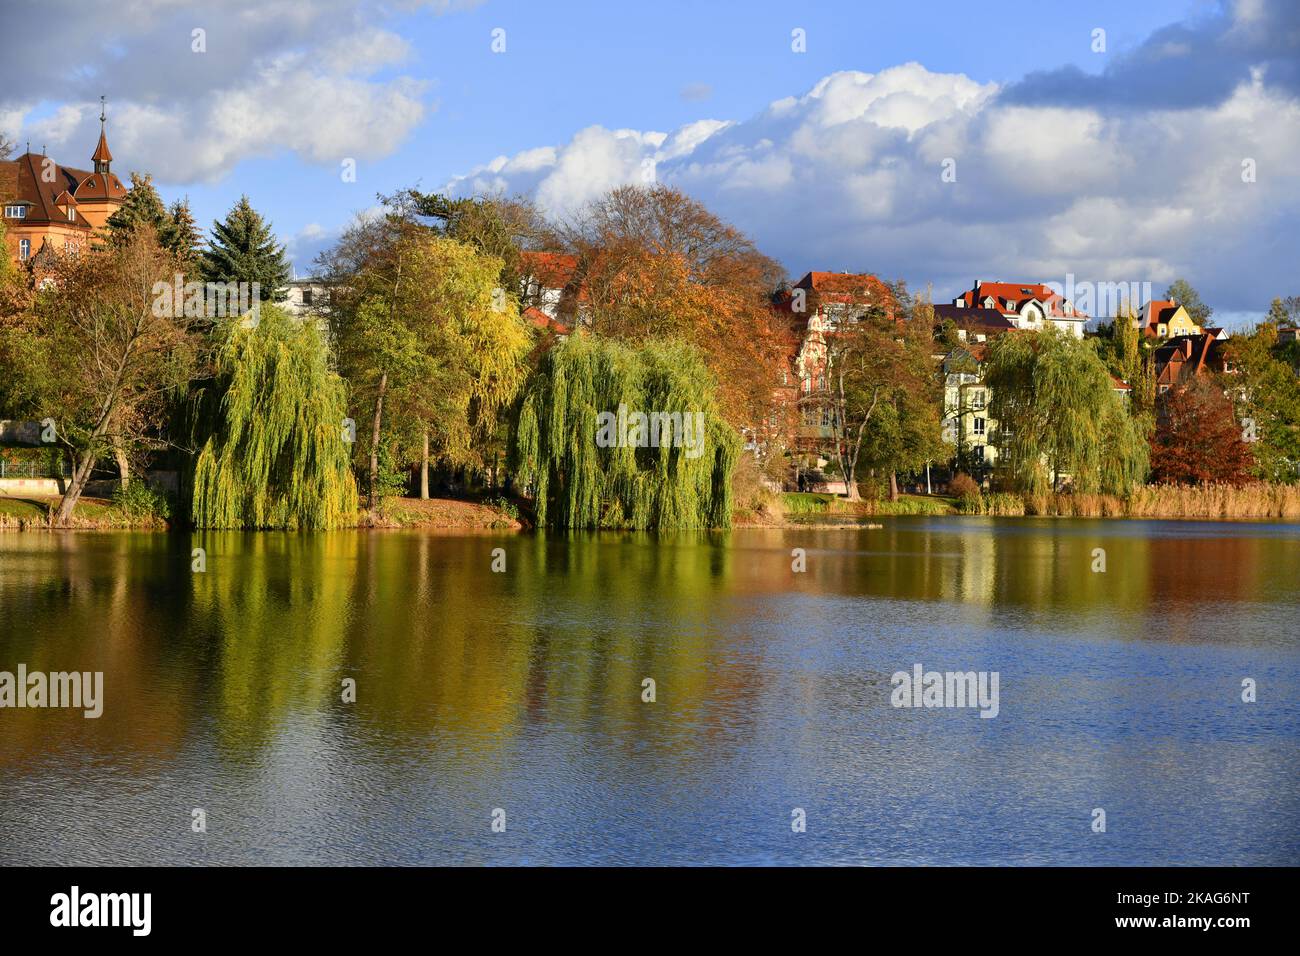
[933,303,1016,331]
[956,280,1086,319]
[1140,299,1183,328]
[4,153,93,228]
[793,270,894,305]
[524,305,569,335]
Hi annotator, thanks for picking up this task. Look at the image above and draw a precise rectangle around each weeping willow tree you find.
[512,334,738,529]
[188,306,358,529]
[985,328,1148,495]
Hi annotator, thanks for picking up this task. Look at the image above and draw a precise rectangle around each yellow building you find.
[1137,299,1200,340]
[1,100,127,267]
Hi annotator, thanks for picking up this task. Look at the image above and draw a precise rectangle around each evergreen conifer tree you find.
[200,196,290,301]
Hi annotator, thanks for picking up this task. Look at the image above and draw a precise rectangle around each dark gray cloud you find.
[1004,0,1300,109]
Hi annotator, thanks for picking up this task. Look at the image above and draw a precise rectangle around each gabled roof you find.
[1154,330,1223,380]
[1140,299,1186,329]
[956,280,1087,319]
[3,153,94,228]
[793,270,894,306]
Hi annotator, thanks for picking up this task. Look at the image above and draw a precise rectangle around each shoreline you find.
[5,493,1299,532]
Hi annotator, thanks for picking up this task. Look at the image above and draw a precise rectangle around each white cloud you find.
[0,0,452,183]
[442,52,1300,314]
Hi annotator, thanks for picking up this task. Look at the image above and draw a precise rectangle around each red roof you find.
[794,270,893,304]
[524,305,569,335]
[92,129,113,164]
[1140,299,1182,327]
[957,280,1086,319]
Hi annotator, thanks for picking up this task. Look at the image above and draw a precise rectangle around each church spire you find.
[92,95,112,174]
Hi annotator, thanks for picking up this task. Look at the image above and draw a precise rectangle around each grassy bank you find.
[1,493,525,532]
[359,496,525,531]
[0,496,170,530]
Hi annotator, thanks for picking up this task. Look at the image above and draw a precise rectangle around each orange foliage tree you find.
[1150,377,1255,485]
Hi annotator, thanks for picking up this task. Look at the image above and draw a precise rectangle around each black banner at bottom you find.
[0,866,1286,942]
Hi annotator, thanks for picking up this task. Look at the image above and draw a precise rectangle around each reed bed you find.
[970,483,1300,519]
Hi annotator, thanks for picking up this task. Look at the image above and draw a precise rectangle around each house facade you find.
[942,344,997,473]
[1136,299,1201,340]
[951,280,1087,338]
[1,103,127,267]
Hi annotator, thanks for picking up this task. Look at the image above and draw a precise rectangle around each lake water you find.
[1,518,1297,865]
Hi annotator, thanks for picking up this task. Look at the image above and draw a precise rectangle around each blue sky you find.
[3,0,1296,326]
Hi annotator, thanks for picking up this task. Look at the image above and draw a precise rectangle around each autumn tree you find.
[405,190,552,295]
[321,199,530,505]
[853,284,945,499]
[817,282,938,500]
[22,230,199,524]
[1150,377,1255,485]
[562,185,787,428]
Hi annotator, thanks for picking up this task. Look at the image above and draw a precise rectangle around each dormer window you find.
[67,207,76,221]
[1005,299,1016,310]
[4,205,27,219]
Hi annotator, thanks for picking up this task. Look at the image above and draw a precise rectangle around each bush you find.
[111,481,173,521]
[949,472,982,513]
[485,495,519,522]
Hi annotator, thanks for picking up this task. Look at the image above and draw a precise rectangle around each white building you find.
[951,280,1087,338]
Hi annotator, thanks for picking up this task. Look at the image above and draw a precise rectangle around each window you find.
[1159,385,1170,394]
[1005,299,1016,311]
[4,205,27,219]
[18,239,30,260]
[974,445,985,461]
[301,289,314,307]
[973,389,986,410]
[973,417,986,437]
[67,207,76,221]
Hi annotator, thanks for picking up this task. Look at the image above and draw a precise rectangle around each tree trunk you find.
[420,429,429,500]
[113,443,130,490]
[54,450,97,527]
[889,471,900,502]
[368,371,388,511]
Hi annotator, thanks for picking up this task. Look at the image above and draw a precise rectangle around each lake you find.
[1,518,1297,865]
